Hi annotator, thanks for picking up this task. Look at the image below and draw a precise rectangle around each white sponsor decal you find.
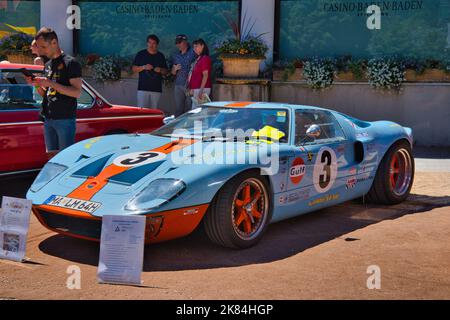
[346,177,357,189]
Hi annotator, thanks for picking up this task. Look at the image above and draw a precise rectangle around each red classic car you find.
[0,62,164,176]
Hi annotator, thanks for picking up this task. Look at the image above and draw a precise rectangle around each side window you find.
[77,87,94,109]
[295,110,345,145]
[0,71,40,110]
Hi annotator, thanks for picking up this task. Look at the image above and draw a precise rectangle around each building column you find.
[40,0,73,55]
[241,0,276,68]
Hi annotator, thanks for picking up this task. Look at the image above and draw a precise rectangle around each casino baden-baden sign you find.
[323,0,425,16]
[323,0,426,28]
[116,3,199,19]
[78,1,239,57]
[279,0,448,60]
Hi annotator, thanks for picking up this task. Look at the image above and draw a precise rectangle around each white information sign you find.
[0,196,32,262]
[97,215,146,286]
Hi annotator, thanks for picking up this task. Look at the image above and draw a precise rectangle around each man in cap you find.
[171,34,197,117]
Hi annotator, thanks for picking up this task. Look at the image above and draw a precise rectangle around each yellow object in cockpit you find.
[247,125,286,144]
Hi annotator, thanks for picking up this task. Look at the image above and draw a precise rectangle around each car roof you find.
[204,101,331,112]
[0,62,44,71]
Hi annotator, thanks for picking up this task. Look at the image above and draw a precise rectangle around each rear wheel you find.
[204,170,272,249]
[366,141,414,204]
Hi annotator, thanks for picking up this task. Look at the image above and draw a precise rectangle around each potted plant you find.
[0,32,33,64]
[335,55,367,82]
[303,57,336,89]
[367,58,405,89]
[215,14,269,78]
[273,59,304,81]
[92,56,121,83]
[76,53,101,78]
[404,59,450,82]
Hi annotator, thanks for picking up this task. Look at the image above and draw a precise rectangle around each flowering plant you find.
[303,58,335,89]
[86,53,101,66]
[0,32,33,55]
[92,56,121,82]
[216,36,268,58]
[215,13,268,58]
[367,58,405,89]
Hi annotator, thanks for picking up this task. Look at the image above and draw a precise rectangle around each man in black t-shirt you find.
[132,34,168,109]
[29,27,82,158]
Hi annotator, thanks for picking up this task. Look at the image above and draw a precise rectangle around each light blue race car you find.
[27,102,414,249]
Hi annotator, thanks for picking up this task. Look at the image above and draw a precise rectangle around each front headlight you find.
[125,179,186,212]
[30,163,68,192]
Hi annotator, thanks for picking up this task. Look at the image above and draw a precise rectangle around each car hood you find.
[27,134,282,216]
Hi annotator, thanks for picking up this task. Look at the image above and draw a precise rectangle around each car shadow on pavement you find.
[38,193,450,272]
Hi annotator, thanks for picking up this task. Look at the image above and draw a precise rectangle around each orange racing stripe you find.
[225,102,254,108]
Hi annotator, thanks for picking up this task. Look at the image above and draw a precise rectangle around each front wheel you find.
[203,170,272,249]
[366,141,414,204]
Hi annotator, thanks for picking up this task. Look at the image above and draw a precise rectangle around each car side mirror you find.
[163,115,175,125]
[306,124,321,139]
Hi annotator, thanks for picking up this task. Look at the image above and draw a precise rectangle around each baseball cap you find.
[175,34,188,44]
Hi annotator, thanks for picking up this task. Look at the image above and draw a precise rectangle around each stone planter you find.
[6,53,34,64]
[220,56,264,78]
[405,69,450,82]
[334,71,366,82]
[273,68,304,81]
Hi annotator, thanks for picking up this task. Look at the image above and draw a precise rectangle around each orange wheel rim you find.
[389,148,413,196]
[231,178,268,240]
[390,153,400,189]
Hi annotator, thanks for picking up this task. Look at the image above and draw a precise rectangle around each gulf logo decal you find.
[67,139,197,201]
[290,157,306,185]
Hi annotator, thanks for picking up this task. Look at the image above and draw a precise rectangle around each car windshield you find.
[0,70,42,110]
[0,69,95,110]
[152,106,290,143]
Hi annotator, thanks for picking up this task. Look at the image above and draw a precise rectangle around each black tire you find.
[366,140,414,205]
[203,170,272,249]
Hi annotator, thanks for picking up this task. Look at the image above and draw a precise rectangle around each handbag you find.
[185,56,202,97]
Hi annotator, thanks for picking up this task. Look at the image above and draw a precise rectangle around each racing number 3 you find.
[120,152,160,166]
[113,151,167,168]
[319,150,332,189]
[313,147,337,193]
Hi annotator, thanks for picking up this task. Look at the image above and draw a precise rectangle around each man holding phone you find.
[27,27,82,158]
[132,34,168,109]
[171,34,196,117]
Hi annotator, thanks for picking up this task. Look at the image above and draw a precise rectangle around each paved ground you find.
[0,148,449,300]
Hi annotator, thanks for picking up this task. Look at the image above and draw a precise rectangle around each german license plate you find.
[44,195,101,214]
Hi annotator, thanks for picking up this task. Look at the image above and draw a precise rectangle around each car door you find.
[283,109,359,215]
[0,69,47,173]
